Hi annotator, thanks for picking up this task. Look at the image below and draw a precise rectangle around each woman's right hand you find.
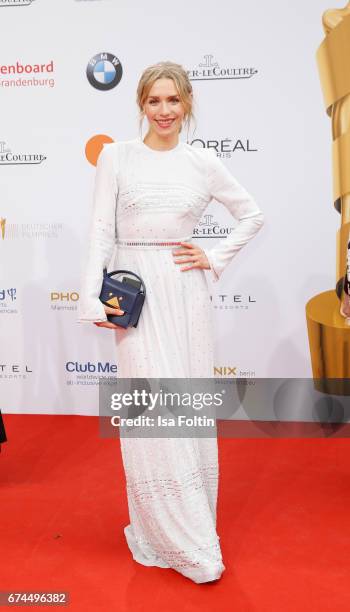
[94,303,125,329]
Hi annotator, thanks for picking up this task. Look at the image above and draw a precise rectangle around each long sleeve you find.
[202,149,264,282]
[77,142,118,323]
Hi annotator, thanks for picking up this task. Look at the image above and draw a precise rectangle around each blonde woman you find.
[78,61,264,584]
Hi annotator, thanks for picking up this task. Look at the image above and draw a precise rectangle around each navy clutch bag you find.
[99,268,146,328]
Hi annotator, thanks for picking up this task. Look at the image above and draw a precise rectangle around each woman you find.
[78,61,264,583]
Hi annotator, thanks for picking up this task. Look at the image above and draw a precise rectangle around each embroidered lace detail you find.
[125,463,222,571]
[126,464,218,504]
[118,182,208,220]
[93,217,116,243]
[131,531,223,570]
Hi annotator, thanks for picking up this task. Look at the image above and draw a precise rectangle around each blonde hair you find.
[136,61,196,141]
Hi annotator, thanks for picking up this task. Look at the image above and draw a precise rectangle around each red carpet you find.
[1,414,350,611]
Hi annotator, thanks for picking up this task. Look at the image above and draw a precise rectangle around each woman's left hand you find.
[172,242,210,272]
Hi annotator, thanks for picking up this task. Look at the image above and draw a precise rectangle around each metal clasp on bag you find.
[106,292,124,310]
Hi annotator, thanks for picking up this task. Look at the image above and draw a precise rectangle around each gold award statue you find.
[306,3,350,394]
[0,218,6,240]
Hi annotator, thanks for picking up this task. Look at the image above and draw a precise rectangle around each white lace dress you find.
[77,137,264,583]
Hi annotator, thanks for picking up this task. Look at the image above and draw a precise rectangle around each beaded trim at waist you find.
[116,236,192,249]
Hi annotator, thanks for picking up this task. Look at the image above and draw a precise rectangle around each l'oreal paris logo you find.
[190,138,258,156]
[0,141,46,165]
[187,54,258,81]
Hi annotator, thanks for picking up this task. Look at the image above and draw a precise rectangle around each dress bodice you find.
[77,136,264,323]
[111,138,215,241]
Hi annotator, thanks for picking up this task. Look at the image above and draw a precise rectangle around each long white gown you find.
[77,136,264,583]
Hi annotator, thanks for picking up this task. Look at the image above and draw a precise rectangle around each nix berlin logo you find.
[86,53,123,91]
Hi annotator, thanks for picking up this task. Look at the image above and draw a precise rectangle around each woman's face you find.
[143,78,186,137]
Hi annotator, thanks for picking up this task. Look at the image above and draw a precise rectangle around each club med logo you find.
[194,213,233,238]
[0,0,36,6]
[187,54,258,81]
[66,361,118,373]
[86,53,123,91]
[190,137,258,157]
[0,141,46,165]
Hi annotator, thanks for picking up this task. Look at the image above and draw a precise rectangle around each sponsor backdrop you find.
[0,0,338,415]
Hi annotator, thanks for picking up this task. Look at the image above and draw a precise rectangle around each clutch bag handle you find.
[102,267,146,298]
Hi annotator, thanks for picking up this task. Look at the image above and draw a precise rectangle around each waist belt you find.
[116,236,192,249]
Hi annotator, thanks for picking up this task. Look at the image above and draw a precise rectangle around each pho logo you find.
[86,52,123,91]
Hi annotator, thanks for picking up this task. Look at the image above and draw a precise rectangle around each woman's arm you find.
[77,143,119,323]
[202,149,264,282]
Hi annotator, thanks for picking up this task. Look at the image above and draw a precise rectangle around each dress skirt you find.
[112,239,225,583]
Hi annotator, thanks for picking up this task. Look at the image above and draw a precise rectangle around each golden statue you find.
[306,3,350,393]
[322,3,350,32]
[0,218,6,240]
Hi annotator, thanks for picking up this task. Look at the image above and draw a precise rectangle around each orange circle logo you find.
[85,134,114,166]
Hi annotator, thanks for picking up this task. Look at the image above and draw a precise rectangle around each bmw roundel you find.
[86,52,123,91]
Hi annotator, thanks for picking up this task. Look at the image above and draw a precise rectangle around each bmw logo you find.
[86,52,123,91]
